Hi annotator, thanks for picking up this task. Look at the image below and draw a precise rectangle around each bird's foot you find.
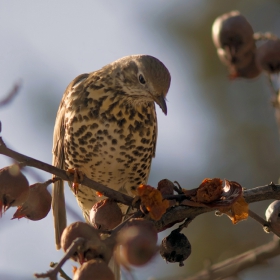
[67,168,84,195]
[131,195,141,208]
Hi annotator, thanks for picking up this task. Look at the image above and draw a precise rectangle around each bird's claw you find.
[67,168,84,195]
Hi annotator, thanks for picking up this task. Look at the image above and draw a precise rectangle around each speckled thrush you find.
[52,54,171,250]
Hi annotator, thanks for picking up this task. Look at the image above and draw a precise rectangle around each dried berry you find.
[73,259,115,280]
[90,199,122,230]
[160,230,191,266]
[212,11,255,63]
[118,225,158,266]
[229,56,261,79]
[125,218,158,243]
[0,165,29,215]
[12,180,52,221]
[212,11,260,79]
[256,39,280,73]
[157,179,174,196]
[60,222,102,262]
[265,200,280,236]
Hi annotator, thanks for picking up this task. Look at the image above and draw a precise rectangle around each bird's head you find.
[113,54,171,115]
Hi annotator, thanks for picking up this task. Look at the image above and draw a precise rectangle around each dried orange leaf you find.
[196,178,223,203]
[208,180,242,208]
[180,179,243,209]
[137,184,169,221]
[219,195,249,224]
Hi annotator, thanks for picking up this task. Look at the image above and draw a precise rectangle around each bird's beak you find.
[154,94,167,115]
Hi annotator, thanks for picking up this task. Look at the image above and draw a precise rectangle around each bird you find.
[52,54,171,253]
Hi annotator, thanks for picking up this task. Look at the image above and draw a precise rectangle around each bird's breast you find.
[64,97,157,199]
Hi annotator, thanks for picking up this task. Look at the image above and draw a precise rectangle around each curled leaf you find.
[137,184,170,221]
[181,178,243,209]
[218,195,249,224]
[196,178,223,203]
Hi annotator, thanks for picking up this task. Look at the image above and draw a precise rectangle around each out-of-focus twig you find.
[254,32,279,41]
[49,262,72,280]
[185,236,280,280]
[0,81,22,108]
[34,237,85,279]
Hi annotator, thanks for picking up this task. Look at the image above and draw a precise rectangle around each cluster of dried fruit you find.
[212,10,280,79]
[59,218,159,279]
[49,179,194,279]
[0,164,52,220]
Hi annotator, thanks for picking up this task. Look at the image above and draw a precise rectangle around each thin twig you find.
[0,81,22,107]
[49,262,72,280]
[34,237,85,279]
[254,32,279,41]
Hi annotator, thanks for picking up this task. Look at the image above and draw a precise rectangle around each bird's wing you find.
[52,73,89,249]
[52,95,67,250]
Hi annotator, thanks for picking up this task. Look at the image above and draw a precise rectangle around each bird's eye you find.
[138,74,146,84]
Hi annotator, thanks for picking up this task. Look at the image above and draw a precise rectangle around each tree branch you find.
[0,81,21,107]
[1,136,280,233]
[185,236,280,280]
[0,137,134,206]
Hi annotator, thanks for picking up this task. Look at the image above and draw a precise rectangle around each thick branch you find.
[154,184,280,232]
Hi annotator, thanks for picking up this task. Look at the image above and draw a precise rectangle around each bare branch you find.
[185,237,280,280]
[0,137,134,207]
[34,237,85,279]
[0,81,21,107]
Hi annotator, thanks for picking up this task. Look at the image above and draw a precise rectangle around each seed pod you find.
[90,199,123,230]
[256,39,280,73]
[12,180,52,221]
[0,165,29,215]
[265,200,280,236]
[73,259,115,280]
[160,230,191,266]
[118,225,158,266]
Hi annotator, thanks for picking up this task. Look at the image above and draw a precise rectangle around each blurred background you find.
[1,1,280,279]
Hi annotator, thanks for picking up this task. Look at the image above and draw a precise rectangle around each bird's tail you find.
[52,178,67,249]
[110,247,121,280]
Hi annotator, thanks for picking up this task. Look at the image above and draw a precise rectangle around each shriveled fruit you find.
[90,199,122,230]
[125,218,158,243]
[256,39,280,73]
[0,164,29,215]
[118,225,158,266]
[265,200,280,236]
[212,11,255,63]
[229,56,261,79]
[73,259,115,280]
[12,180,52,221]
[212,11,260,79]
[157,179,174,196]
[160,229,191,266]
[61,222,102,262]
